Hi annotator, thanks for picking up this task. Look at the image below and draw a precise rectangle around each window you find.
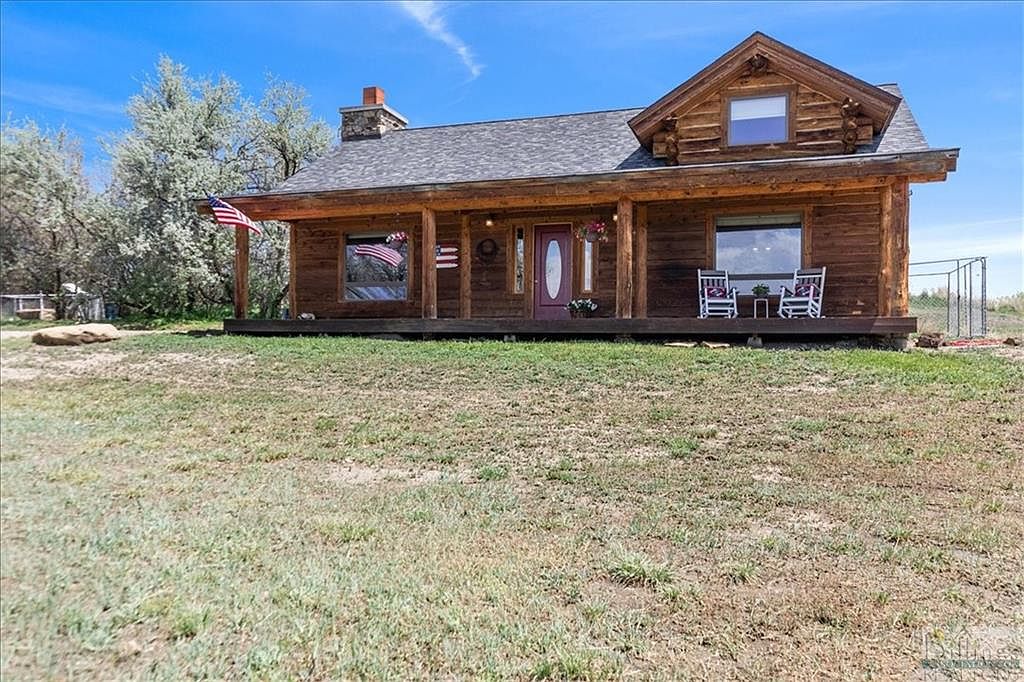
[344,233,408,300]
[715,214,801,295]
[513,227,525,293]
[728,95,788,145]
[581,240,594,293]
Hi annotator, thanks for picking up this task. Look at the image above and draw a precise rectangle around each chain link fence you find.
[908,257,987,337]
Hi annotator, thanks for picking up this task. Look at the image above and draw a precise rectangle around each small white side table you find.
[753,298,770,319]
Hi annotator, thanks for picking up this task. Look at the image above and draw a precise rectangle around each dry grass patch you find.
[1,334,1022,678]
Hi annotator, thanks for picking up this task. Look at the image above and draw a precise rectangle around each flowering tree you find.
[0,121,104,314]
[0,58,331,319]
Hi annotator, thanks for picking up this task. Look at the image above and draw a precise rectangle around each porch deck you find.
[224,316,916,338]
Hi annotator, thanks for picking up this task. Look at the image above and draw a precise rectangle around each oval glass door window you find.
[545,240,562,299]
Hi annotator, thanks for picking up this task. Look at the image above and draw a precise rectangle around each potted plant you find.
[386,231,408,246]
[567,298,598,318]
[575,219,609,243]
[752,283,771,297]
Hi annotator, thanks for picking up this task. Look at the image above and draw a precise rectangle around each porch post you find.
[892,179,910,317]
[234,225,249,319]
[878,178,909,317]
[634,203,648,318]
[459,214,471,319]
[615,197,634,319]
[288,223,297,318]
[421,207,438,319]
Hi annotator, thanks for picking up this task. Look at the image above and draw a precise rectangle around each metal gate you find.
[908,257,987,337]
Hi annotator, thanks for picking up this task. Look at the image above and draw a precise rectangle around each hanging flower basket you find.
[575,219,609,243]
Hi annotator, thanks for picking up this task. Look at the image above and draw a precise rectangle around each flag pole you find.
[234,225,249,319]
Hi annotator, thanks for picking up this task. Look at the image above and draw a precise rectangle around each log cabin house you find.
[205,32,958,339]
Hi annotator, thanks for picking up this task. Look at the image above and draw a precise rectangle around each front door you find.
[534,225,572,320]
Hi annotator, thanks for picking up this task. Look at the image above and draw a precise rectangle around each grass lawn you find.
[1,335,1021,679]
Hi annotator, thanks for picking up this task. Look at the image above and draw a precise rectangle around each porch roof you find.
[273,85,931,195]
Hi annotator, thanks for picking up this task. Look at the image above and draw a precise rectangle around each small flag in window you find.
[354,243,404,268]
[207,194,261,235]
[436,243,458,269]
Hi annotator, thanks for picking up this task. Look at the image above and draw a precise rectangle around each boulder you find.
[916,332,944,348]
[31,323,122,346]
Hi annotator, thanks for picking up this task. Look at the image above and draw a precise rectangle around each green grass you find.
[1,334,1022,679]
[607,551,674,588]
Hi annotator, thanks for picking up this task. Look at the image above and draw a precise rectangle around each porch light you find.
[484,214,495,227]
[612,213,618,222]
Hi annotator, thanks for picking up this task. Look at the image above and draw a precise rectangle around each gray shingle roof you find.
[275,84,931,194]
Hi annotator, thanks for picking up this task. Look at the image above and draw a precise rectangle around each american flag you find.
[208,195,261,235]
[354,243,404,268]
[436,243,458,269]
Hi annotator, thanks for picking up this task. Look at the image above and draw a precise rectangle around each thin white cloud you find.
[1,79,124,118]
[912,235,1022,260]
[398,1,483,79]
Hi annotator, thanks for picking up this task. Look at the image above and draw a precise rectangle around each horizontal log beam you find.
[224,316,919,337]
[196,150,958,221]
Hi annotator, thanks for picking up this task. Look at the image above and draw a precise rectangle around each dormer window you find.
[727,95,788,145]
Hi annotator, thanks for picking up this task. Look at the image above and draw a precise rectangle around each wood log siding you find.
[645,188,886,318]
[290,214,460,320]
[289,187,898,321]
[652,69,874,164]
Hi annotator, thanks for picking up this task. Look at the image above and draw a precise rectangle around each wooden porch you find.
[224,315,916,338]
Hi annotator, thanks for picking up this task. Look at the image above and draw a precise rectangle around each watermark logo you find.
[918,626,1022,680]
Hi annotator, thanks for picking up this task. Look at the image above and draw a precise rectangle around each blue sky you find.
[2,1,1021,296]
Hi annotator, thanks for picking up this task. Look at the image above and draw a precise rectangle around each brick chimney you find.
[339,86,408,141]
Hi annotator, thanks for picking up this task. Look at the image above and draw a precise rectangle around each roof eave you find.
[196,148,958,221]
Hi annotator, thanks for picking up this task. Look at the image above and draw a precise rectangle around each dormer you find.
[628,32,902,165]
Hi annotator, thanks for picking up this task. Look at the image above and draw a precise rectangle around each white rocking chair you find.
[778,267,826,318]
[697,269,738,318]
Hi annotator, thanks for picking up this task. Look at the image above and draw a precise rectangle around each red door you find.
[534,225,572,320]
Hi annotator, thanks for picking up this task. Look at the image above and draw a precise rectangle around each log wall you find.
[291,186,898,321]
[652,70,874,165]
[643,188,885,317]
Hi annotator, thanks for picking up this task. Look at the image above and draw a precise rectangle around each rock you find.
[699,341,730,349]
[746,335,763,348]
[916,332,944,348]
[1005,337,1021,346]
[31,323,122,346]
[665,341,697,348]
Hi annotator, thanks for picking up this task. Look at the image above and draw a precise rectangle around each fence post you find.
[981,257,988,336]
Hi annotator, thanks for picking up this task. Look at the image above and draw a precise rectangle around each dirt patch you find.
[751,465,793,484]
[0,367,42,382]
[787,511,836,532]
[324,461,458,486]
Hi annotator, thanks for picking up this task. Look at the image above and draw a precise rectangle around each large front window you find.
[344,233,408,300]
[715,214,801,295]
[728,95,788,145]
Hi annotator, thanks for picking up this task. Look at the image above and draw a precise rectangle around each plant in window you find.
[566,298,598,318]
[385,231,408,245]
[752,283,771,297]
[575,219,609,243]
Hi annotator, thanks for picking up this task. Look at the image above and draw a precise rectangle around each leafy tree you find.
[245,77,331,318]
[0,120,102,312]
[2,58,330,319]
[104,59,330,317]
[104,57,249,315]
